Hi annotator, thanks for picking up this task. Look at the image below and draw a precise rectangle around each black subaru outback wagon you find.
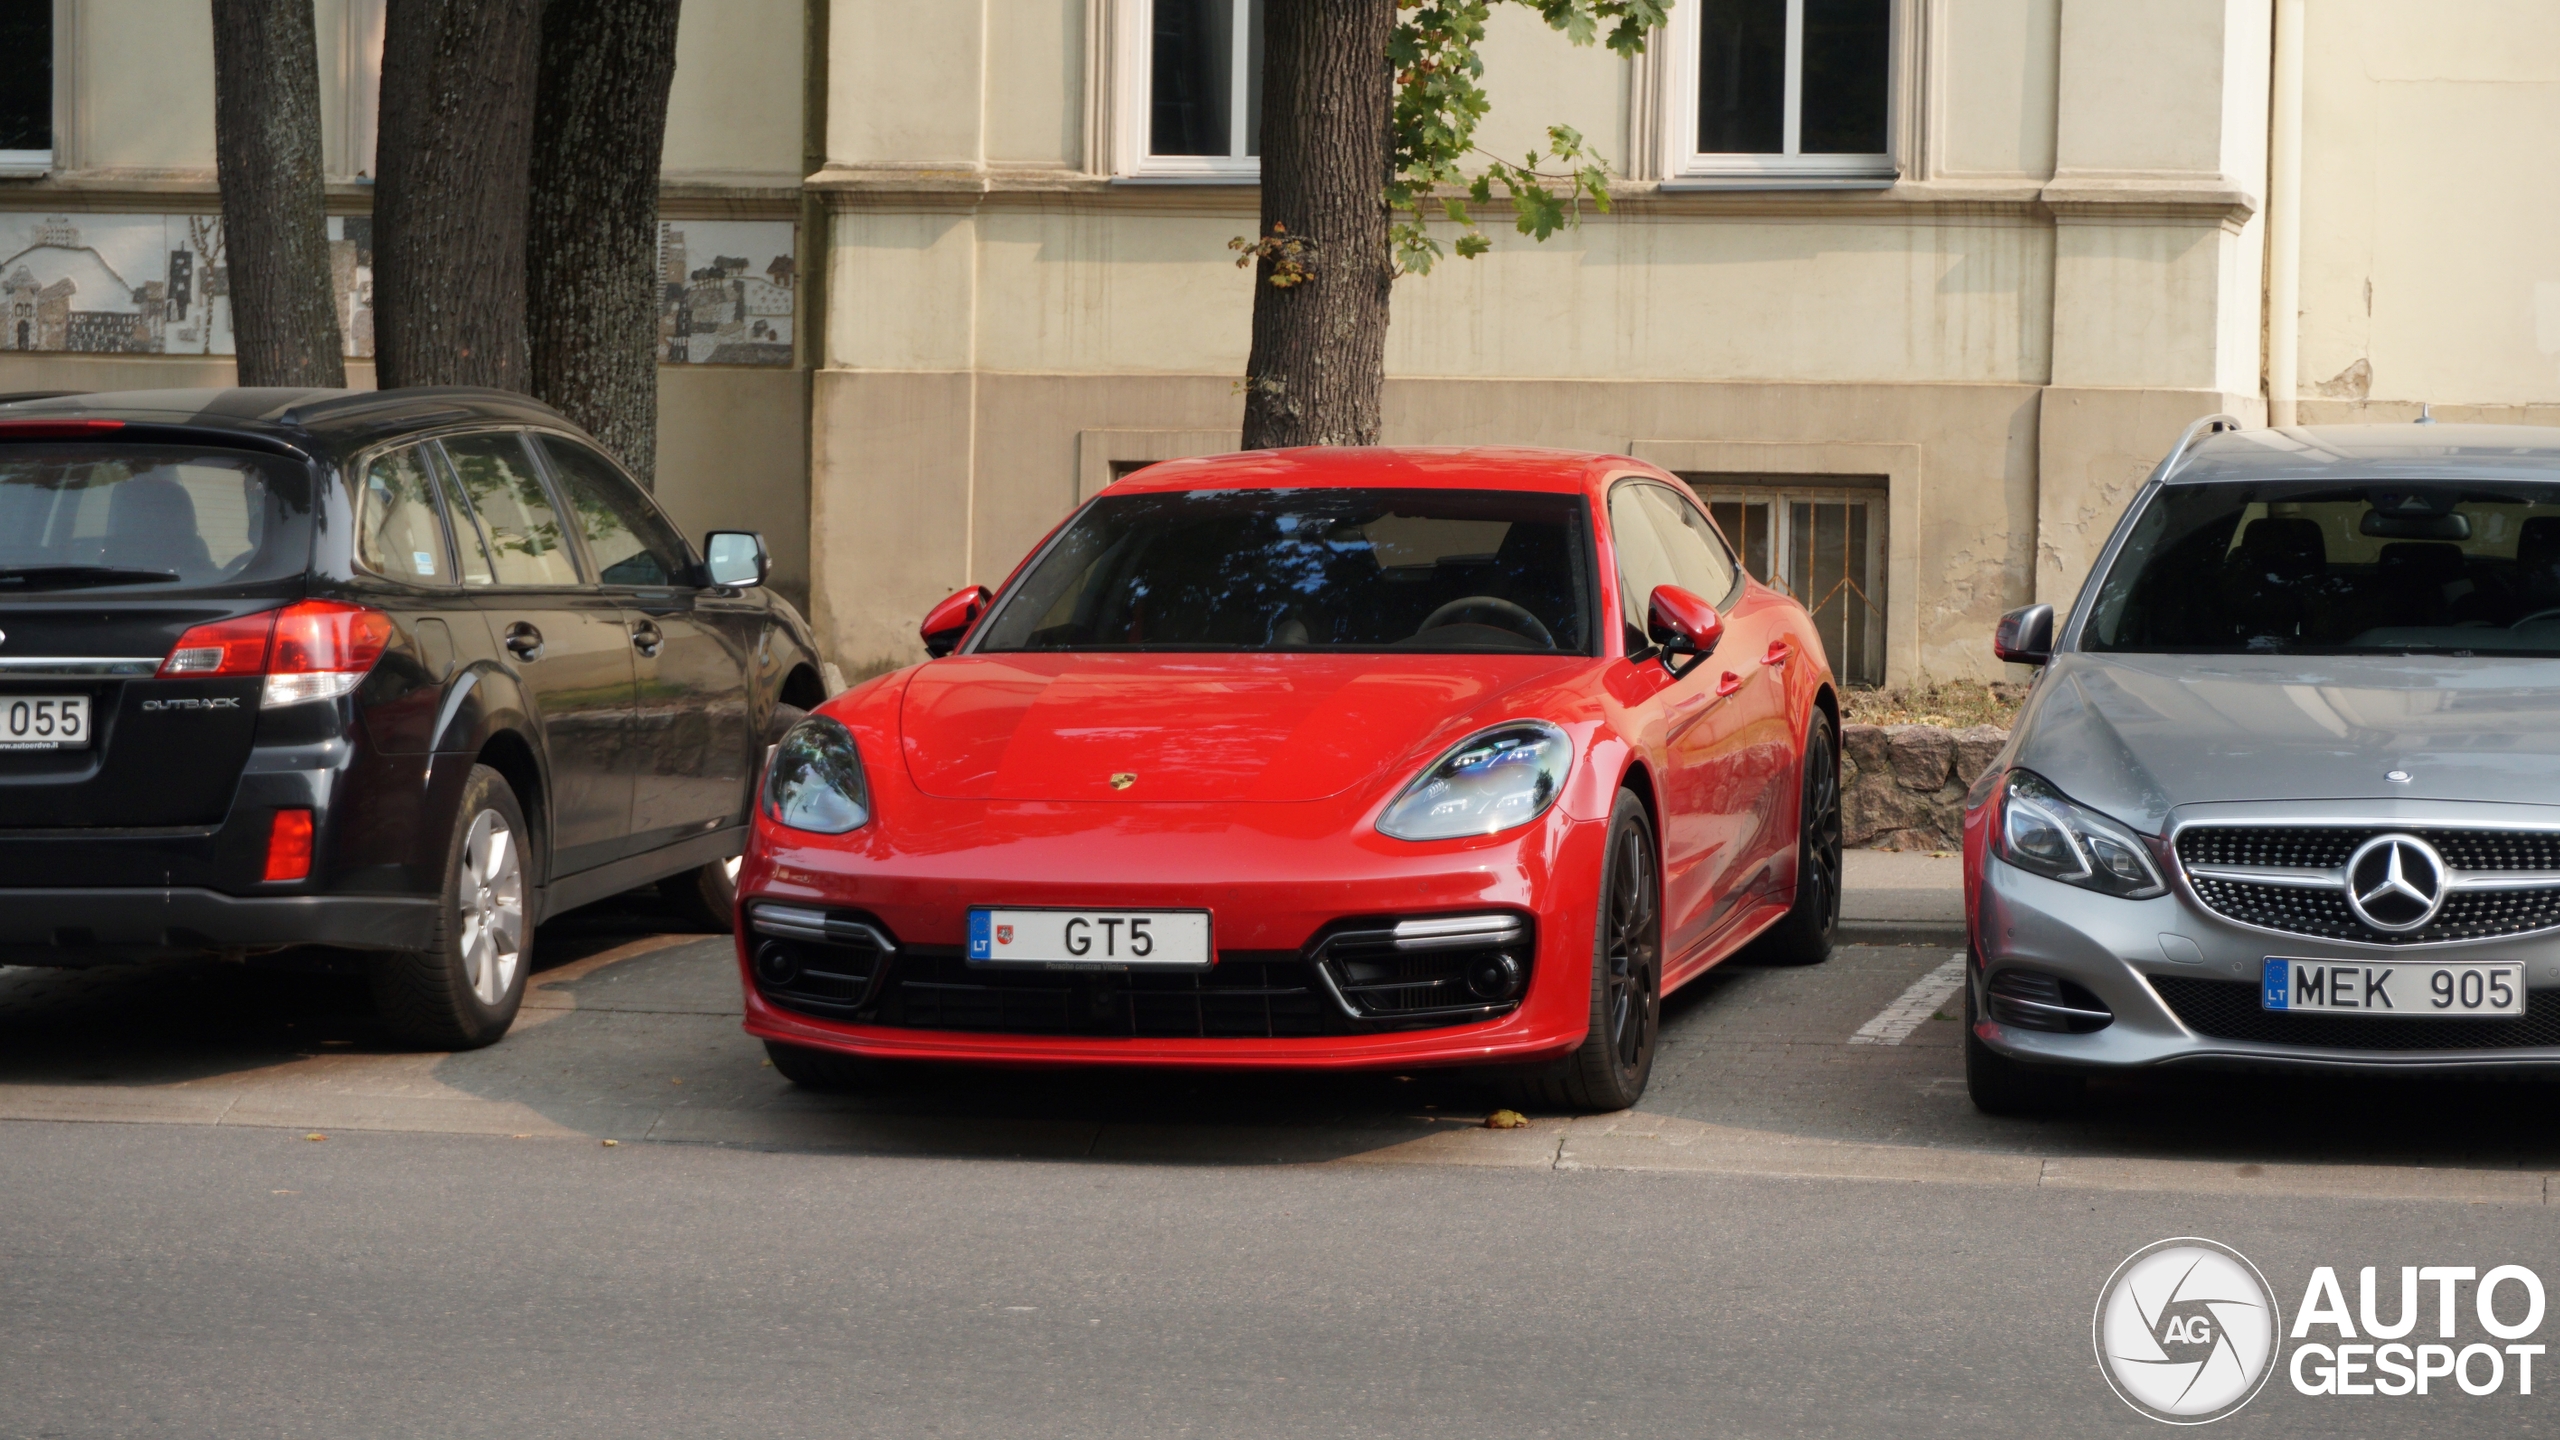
[0,387,829,1047]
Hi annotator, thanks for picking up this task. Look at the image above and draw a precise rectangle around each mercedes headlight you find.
[1992,769,2164,899]
[762,715,871,834]
[1377,721,1572,842]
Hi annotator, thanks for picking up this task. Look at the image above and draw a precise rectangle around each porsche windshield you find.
[2082,480,2560,654]
[975,487,1595,654]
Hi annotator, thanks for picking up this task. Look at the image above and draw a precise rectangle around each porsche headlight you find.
[1992,769,2164,899]
[762,715,871,834]
[1377,721,1572,842]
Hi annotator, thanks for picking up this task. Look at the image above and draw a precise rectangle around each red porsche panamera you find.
[736,448,1840,1109]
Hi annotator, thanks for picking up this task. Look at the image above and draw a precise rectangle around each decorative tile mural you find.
[0,213,375,358]
[657,219,794,366]
[2,213,794,368]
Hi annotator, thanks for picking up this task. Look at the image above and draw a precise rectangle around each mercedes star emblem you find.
[2344,832,2448,933]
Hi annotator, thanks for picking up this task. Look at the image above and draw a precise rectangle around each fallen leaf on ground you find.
[303,1133,325,1142]
[601,1139,619,1147]
[1484,1109,1529,1130]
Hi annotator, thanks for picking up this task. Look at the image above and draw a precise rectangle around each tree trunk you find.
[527,0,683,487]
[209,0,345,389]
[373,0,542,392]
[1240,0,1396,450]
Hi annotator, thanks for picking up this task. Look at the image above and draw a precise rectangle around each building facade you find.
[813,0,2560,685]
[0,0,817,607]
[5,3,2559,688]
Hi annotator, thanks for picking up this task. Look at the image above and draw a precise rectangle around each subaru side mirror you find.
[921,585,992,658]
[1994,603,2055,665]
[703,530,768,588]
[1647,584,1723,678]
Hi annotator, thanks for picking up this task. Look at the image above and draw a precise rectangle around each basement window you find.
[1698,477,1888,686]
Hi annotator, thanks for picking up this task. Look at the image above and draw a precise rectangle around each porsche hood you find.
[2009,652,2560,834]
[898,653,1582,803]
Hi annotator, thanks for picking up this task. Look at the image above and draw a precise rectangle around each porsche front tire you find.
[1505,790,1661,1113]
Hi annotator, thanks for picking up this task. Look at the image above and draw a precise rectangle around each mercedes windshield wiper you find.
[0,564,182,590]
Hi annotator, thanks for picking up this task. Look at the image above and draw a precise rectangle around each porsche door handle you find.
[1762,639,1793,667]
[503,622,545,661]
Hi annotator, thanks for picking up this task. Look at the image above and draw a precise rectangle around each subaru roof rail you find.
[2155,413,2245,482]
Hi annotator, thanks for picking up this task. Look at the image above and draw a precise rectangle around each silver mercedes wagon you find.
[1965,417,2560,1112]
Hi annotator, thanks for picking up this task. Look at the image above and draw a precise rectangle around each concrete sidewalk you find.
[1839,847,1964,945]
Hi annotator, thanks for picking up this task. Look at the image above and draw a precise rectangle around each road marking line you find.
[1847,953,1965,1045]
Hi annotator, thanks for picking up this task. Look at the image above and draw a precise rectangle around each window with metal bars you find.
[1698,477,1886,686]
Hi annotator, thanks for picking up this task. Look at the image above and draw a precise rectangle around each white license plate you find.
[2262,957,2525,1017]
[0,695,90,751]
[967,908,1212,970]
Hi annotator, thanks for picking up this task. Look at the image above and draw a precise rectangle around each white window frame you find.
[0,0,62,176]
[1107,0,1260,183]
[1657,0,1903,189]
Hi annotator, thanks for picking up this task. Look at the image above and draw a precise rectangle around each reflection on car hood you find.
[899,652,1583,803]
[2011,652,2560,833]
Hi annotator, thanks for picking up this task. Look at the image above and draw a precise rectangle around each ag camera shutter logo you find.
[2094,1238,2281,1424]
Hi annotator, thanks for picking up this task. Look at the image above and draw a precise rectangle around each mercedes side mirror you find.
[703,531,769,588]
[921,585,992,658]
[1647,584,1723,678]
[1994,603,2055,665]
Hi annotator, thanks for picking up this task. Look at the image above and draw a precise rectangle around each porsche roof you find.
[1108,446,1648,496]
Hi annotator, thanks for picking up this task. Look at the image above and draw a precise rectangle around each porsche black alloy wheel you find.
[1749,713,1841,966]
[1506,790,1661,1113]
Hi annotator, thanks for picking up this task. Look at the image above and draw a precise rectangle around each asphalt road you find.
[7,898,2560,1437]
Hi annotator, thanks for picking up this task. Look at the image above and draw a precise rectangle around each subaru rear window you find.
[0,445,309,592]
[974,487,1595,654]
[2083,480,2560,654]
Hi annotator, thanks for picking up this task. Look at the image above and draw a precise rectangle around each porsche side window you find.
[1644,486,1739,603]
[1609,485,1680,653]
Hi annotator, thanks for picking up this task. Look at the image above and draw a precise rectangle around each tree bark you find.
[527,0,682,486]
[1241,0,1396,450]
[209,0,345,389]
[373,0,542,392]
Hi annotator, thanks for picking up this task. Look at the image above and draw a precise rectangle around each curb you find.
[1836,920,1966,948]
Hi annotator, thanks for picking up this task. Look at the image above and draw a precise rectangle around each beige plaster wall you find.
[2295,0,2560,409]
[1936,0,2061,180]
[66,0,218,173]
[830,197,2058,386]
[662,0,809,182]
[829,1,984,166]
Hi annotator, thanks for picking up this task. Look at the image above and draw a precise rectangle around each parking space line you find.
[1846,953,1965,1046]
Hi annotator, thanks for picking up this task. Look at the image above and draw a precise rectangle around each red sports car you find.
[736,447,1840,1109]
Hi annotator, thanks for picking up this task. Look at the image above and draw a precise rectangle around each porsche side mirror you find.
[1647,584,1723,678]
[703,530,768,588]
[1994,603,2055,665]
[921,585,993,658]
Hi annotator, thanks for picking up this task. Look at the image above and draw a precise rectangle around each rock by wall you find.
[1842,723,2008,850]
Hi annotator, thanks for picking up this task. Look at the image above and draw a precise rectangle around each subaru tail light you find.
[263,600,395,708]
[158,600,393,708]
